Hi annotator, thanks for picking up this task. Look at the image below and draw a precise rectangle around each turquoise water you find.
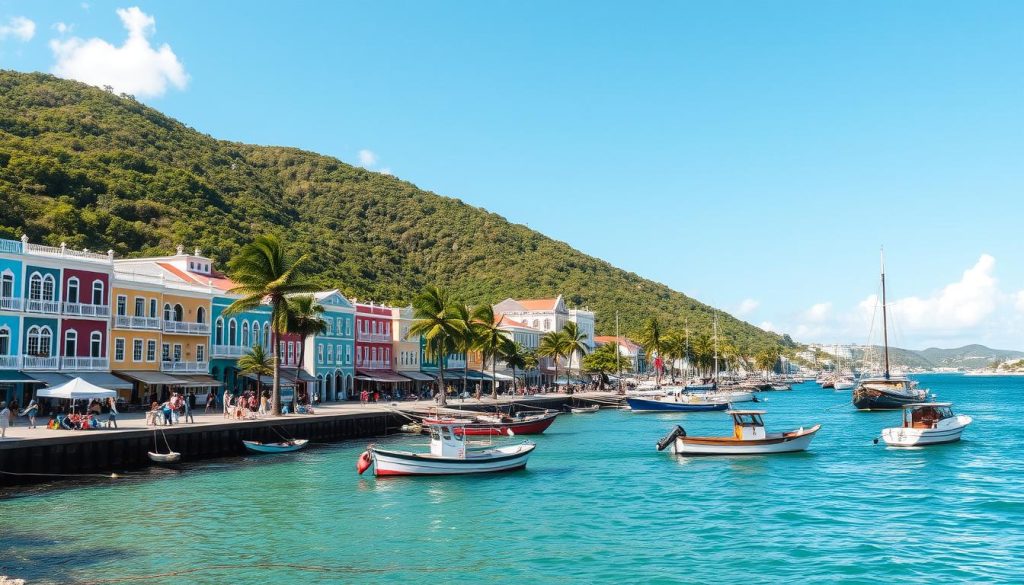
[2,374,1022,584]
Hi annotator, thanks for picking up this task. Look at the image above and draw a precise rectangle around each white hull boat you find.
[833,380,855,390]
[880,403,972,447]
[358,424,535,476]
[657,410,820,456]
[570,405,600,414]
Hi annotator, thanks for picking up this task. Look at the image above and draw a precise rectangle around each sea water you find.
[1,374,1022,584]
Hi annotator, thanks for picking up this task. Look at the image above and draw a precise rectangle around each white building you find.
[492,295,595,376]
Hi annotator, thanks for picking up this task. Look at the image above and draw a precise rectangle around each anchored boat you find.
[570,404,600,414]
[626,391,730,412]
[879,403,972,447]
[357,424,535,476]
[243,439,309,454]
[421,411,559,435]
[656,410,821,455]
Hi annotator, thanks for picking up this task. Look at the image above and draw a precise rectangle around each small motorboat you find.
[357,424,535,476]
[422,411,559,435]
[656,410,821,456]
[243,439,309,454]
[570,404,600,414]
[833,377,855,391]
[879,403,972,447]
[627,389,730,412]
[148,451,181,464]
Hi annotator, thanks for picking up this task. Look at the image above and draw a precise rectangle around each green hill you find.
[0,70,782,350]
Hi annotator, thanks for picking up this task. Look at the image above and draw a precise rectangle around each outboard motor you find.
[656,425,686,451]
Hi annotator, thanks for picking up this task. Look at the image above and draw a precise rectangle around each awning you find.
[397,371,435,381]
[242,370,316,386]
[72,372,133,390]
[29,372,73,387]
[355,369,411,383]
[173,374,223,388]
[114,371,189,386]
[479,370,515,381]
[0,371,43,384]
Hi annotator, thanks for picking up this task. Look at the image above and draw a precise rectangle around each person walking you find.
[183,394,195,424]
[106,397,119,429]
[205,389,216,413]
[8,399,18,427]
[222,392,233,419]
[0,402,10,438]
[258,393,268,417]
[22,399,38,429]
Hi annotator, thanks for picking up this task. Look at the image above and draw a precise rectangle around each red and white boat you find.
[357,424,535,477]
[421,411,559,436]
[656,410,821,456]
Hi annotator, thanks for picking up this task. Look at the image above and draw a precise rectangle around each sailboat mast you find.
[615,311,621,381]
[713,312,719,383]
[881,249,891,379]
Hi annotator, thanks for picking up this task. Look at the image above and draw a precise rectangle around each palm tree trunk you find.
[491,355,498,400]
[272,341,281,416]
[295,334,305,407]
[438,368,447,407]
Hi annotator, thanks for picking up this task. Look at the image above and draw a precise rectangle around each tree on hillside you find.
[454,303,474,397]
[755,346,781,380]
[226,235,318,415]
[287,294,327,404]
[409,285,467,406]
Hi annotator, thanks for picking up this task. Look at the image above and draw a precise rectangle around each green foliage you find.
[582,342,631,375]
[409,285,467,405]
[0,71,782,349]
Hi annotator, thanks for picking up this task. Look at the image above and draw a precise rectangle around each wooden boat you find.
[656,410,821,456]
[626,393,730,412]
[879,403,972,447]
[422,411,559,435]
[148,451,181,463]
[570,404,600,414]
[833,377,855,391]
[357,424,535,476]
[243,439,309,454]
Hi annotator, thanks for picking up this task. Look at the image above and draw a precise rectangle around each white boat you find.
[570,404,600,414]
[657,410,821,456]
[880,403,972,447]
[357,424,535,476]
[833,377,855,390]
[148,451,181,463]
[699,390,755,403]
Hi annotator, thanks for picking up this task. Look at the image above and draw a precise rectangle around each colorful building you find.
[304,290,355,401]
[353,301,409,394]
[493,295,596,381]
[391,305,434,393]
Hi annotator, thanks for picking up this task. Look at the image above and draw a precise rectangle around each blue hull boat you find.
[243,439,309,454]
[626,397,729,412]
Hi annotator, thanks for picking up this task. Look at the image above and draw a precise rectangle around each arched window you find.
[91,280,104,305]
[253,324,261,346]
[0,271,13,298]
[27,326,51,357]
[263,323,270,347]
[0,327,9,355]
[196,306,206,324]
[215,318,224,345]
[90,331,102,357]
[42,274,55,300]
[242,321,250,347]
[63,329,78,356]
[173,304,184,322]
[228,319,237,345]
[29,273,43,300]
[163,303,172,321]
[66,277,80,304]
[532,319,539,328]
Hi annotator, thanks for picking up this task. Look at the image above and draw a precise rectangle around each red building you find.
[354,302,406,396]
[59,267,110,370]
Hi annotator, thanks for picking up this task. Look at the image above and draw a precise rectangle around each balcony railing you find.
[358,359,390,370]
[162,321,211,335]
[114,315,162,330]
[24,241,113,264]
[23,356,60,370]
[161,360,209,373]
[0,297,22,311]
[210,345,249,358]
[62,302,111,317]
[0,355,21,369]
[61,357,109,370]
[26,299,60,314]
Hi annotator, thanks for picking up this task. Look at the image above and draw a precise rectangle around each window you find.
[42,275,55,301]
[326,344,333,364]
[0,327,8,355]
[162,343,170,361]
[318,344,324,364]
[149,298,158,318]
[90,332,102,358]
[544,319,551,329]
[229,320,237,345]
[173,344,182,362]
[27,326,52,357]
[133,339,143,361]
[263,323,270,347]
[163,303,172,321]
[66,278,80,304]
[146,340,157,362]
[196,344,205,362]
[253,324,261,346]
[91,281,104,305]
[215,319,224,345]
[279,341,285,359]
[117,295,127,316]
[63,329,78,357]
[337,318,344,335]
[533,319,539,328]
[0,272,13,298]
[346,345,351,364]
[385,348,390,364]
[288,342,295,364]
[325,320,333,335]
[29,273,42,300]
[242,321,250,347]
[196,306,206,324]
[134,297,145,317]
[115,338,125,361]
[173,304,184,322]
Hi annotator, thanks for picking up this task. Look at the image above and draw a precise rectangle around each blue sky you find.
[1,1,1023,349]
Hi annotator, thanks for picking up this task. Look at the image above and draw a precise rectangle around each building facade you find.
[306,290,355,401]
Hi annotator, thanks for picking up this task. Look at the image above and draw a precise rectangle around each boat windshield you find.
[733,413,764,427]
[936,406,953,419]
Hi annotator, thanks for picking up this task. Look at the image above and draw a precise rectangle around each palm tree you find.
[538,330,570,389]
[409,285,467,407]
[637,317,665,385]
[471,303,507,399]
[453,303,474,398]
[503,339,527,394]
[237,344,273,398]
[226,235,318,415]
[287,294,327,406]
[523,351,539,389]
[661,331,687,383]
[561,321,590,379]
[582,343,631,389]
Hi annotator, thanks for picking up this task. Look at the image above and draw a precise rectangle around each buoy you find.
[356,451,373,475]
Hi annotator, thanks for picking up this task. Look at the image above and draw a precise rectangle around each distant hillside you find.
[0,70,783,350]
[852,344,1024,370]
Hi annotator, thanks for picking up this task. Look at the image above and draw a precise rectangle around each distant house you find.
[492,295,596,378]
[593,335,646,374]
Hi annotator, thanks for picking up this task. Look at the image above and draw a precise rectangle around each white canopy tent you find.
[37,377,118,400]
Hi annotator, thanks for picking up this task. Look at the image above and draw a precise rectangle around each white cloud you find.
[0,16,35,41]
[1014,291,1024,314]
[49,7,187,98]
[803,302,832,322]
[883,254,998,331]
[759,321,775,332]
[736,298,760,316]
[377,167,393,176]
[53,22,72,35]
[357,149,378,167]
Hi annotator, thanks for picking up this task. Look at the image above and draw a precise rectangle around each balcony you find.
[161,360,209,373]
[114,315,162,330]
[162,321,211,335]
[210,345,249,358]
[358,359,390,370]
[0,297,22,312]
[62,302,111,318]
[61,357,109,370]
[23,356,60,370]
[0,355,21,369]
[26,299,60,314]
[356,332,391,343]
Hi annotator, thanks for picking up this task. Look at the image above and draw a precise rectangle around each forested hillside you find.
[0,70,784,351]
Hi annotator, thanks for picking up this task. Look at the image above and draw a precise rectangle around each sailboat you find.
[852,251,927,410]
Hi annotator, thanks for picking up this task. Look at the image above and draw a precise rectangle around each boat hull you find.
[853,386,925,410]
[570,405,599,414]
[833,381,855,390]
[881,416,972,447]
[243,439,309,454]
[673,425,821,456]
[422,413,559,435]
[626,397,729,412]
[370,444,535,476]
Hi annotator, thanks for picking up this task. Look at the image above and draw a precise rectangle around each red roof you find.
[156,262,234,291]
[495,315,537,330]
[515,298,559,311]
[595,335,641,351]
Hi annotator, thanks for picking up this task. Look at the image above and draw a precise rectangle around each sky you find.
[0,1,1022,350]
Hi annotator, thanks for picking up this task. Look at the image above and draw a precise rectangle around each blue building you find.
[209,294,272,399]
[306,290,355,401]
